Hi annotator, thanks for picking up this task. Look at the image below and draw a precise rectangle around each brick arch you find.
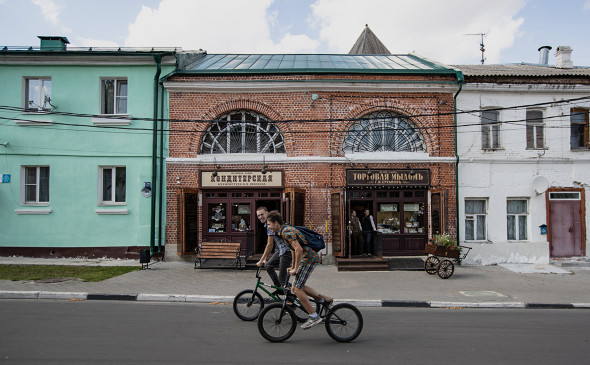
[189,99,283,154]
[341,102,435,154]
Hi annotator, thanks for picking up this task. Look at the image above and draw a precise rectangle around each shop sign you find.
[346,169,430,187]
[202,171,283,188]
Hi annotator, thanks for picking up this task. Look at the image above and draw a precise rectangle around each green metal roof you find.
[180,54,455,75]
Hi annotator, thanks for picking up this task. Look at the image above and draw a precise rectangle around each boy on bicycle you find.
[266,210,333,329]
[255,206,292,294]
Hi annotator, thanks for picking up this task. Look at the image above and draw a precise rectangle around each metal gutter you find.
[453,70,464,243]
[150,55,163,256]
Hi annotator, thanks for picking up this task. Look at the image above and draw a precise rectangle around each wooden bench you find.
[194,241,242,270]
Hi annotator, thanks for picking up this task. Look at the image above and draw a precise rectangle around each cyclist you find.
[266,210,333,329]
[255,206,292,294]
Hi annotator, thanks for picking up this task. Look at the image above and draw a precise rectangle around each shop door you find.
[331,190,345,257]
[548,190,585,257]
[180,189,198,255]
[285,188,305,226]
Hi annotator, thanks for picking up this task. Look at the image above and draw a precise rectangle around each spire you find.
[349,24,391,55]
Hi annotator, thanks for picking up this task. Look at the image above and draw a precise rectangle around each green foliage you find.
[432,234,461,252]
[0,265,137,282]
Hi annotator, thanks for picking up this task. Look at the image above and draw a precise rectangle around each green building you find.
[0,36,181,258]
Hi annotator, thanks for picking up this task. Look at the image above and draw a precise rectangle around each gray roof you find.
[454,64,590,77]
[179,54,456,75]
[349,25,391,55]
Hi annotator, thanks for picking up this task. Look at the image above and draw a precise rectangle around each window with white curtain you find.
[101,78,127,114]
[526,110,545,149]
[507,199,528,241]
[481,110,501,149]
[99,166,126,205]
[465,199,487,241]
[24,77,52,111]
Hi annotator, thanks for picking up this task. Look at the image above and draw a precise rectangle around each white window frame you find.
[481,110,501,150]
[507,199,528,241]
[98,166,126,205]
[465,199,487,241]
[100,78,128,115]
[526,109,545,150]
[23,77,52,111]
[20,166,50,205]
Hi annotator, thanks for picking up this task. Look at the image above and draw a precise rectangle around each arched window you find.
[200,110,286,154]
[343,111,426,153]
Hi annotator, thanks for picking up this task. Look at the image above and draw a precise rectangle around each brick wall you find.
[166,73,458,251]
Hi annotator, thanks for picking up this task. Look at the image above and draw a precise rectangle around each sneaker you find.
[301,315,323,329]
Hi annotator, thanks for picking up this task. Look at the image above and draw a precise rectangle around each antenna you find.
[465,33,486,64]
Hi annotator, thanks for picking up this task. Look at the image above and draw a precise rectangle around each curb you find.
[1,291,589,309]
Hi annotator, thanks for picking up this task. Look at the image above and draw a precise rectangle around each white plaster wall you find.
[457,84,590,265]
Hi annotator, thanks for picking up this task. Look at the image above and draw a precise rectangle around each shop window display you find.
[404,202,425,233]
[376,203,400,234]
[231,203,251,232]
[208,203,226,232]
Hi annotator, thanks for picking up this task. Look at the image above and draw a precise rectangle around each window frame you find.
[526,109,545,150]
[23,77,52,111]
[506,198,528,241]
[100,77,128,115]
[98,166,127,206]
[20,166,50,205]
[464,198,487,241]
[481,109,501,150]
[570,108,589,150]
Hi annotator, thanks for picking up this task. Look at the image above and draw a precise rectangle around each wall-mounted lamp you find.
[212,157,220,177]
[261,156,268,174]
[407,164,415,175]
[366,165,373,177]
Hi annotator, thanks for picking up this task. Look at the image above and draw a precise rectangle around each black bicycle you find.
[256,275,363,343]
[233,266,316,323]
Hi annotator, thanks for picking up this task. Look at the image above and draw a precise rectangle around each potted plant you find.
[432,233,461,253]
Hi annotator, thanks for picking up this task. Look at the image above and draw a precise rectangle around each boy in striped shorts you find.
[266,210,333,329]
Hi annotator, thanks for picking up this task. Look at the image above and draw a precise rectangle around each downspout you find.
[453,70,464,243]
[157,77,165,255]
[150,55,163,255]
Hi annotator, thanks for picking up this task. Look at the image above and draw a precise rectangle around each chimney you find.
[555,46,573,69]
[537,46,552,65]
[38,36,70,51]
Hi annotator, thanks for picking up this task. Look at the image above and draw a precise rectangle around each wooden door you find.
[331,189,345,257]
[548,189,585,257]
[284,187,305,226]
[180,188,199,255]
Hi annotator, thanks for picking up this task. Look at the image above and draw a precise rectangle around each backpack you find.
[294,226,326,252]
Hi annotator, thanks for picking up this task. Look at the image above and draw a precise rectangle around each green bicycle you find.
[233,266,317,323]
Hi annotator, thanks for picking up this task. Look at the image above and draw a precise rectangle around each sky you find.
[0,0,589,66]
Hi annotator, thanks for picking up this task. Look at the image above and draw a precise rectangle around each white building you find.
[455,46,590,265]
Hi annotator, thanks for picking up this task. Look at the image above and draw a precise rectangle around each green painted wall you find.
[0,59,173,250]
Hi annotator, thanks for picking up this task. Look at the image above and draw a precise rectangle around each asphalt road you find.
[1,300,589,364]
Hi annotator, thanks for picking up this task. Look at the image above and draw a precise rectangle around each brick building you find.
[163,51,463,268]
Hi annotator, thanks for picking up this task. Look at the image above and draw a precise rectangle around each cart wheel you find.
[424,256,439,275]
[437,259,454,279]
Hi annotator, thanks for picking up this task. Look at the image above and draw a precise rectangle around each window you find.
[481,110,501,149]
[200,110,285,154]
[465,199,486,241]
[343,111,426,153]
[507,199,528,241]
[99,166,126,204]
[22,166,50,204]
[571,108,589,149]
[526,110,545,149]
[101,78,127,114]
[24,77,52,111]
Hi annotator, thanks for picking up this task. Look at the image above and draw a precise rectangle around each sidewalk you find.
[1,257,589,309]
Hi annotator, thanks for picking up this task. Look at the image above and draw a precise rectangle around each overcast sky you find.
[1,0,589,66]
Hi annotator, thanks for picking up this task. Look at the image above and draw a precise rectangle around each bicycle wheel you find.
[424,256,439,275]
[257,302,297,343]
[233,289,264,321]
[437,259,454,279]
[325,303,363,343]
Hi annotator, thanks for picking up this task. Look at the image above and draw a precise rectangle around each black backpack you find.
[294,226,326,252]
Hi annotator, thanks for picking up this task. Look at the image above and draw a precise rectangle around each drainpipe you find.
[453,70,464,243]
[150,55,163,256]
[157,77,165,254]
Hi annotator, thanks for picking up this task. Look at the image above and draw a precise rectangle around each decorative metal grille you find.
[200,110,286,154]
[342,111,426,153]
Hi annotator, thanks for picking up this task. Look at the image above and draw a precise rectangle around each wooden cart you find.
[424,243,471,279]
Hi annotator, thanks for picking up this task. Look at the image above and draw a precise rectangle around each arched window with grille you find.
[343,111,426,153]
[200,110,286,154]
